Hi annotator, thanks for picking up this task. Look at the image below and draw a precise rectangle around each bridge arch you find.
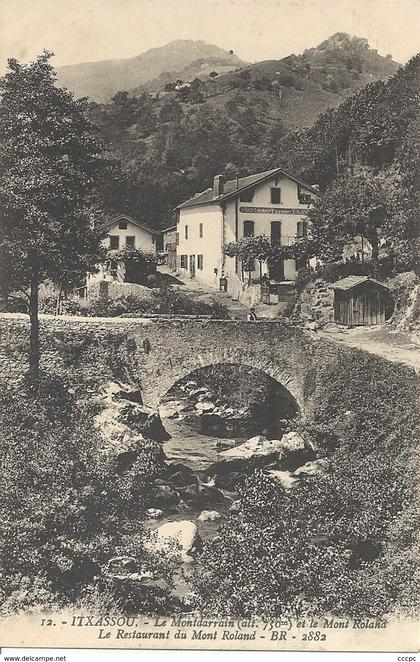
[140,346,304,410]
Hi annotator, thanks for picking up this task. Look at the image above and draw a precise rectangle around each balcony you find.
[271,235,301,247]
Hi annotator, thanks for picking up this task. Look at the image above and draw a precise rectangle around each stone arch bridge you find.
[0,314,405,416]
[136,320,314,410]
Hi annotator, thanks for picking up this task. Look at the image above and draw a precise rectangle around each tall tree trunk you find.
[370,235,379,261]
[55,284,63,316]
[28,271,39,387]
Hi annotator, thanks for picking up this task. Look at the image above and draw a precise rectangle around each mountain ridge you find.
[56,40,246,101]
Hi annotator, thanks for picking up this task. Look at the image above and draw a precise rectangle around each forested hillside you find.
[91,38,417,273]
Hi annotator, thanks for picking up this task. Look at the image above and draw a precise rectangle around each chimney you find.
[235,173,239,189]
[213,174,224,198]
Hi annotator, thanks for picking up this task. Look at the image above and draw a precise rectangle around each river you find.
[162,416,249,472]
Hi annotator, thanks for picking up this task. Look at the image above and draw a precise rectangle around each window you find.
[240,188,254,202]
[109,259,118,277]
[299,192,312,205]
[199,222,203,238]
[152,235,156,244]
[297,221,308,238]
[118,220,128,230]
[271,221,281,246]
[176,232,179,246]
[180,254,188,269]
[243,220,254,237]
[197,255,204,270]
[109,235,119,250]
[126,236,135,248]
[185,225,188,239]
[271,187,281,204]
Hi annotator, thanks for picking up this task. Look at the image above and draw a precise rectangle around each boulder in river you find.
[145,508,164,519]
[265,469,298,490]
[168,471,199,488]
[214,471,246,490]
[212,435,282,472]
[228,499,242,514]
[144,520,202,561]
[198,510,222,522]
[159,400,185,419]
[119,402,170,442]
[200,413,228,436]
[293,458,329,478]
[215,439,236,451]
[212,432,314,473]
[178,481,225,508]
[146,484,180,509]
[165,462,195,477]
[195,400,216,413]
[107,556,138,572]
[95,381,170,449]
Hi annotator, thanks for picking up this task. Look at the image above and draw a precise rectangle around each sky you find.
[0,0,419,73]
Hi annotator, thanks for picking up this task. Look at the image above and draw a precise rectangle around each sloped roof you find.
[100,213,156,235]
[176,167,319,210]
[332,276,389,291]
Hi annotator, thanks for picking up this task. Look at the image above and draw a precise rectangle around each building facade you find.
[176,168,319,295]
[87,213,158,288]
[101,213,157,254]
[161,224,178,271]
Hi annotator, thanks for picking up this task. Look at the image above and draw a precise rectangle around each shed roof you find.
[162,225,177,233]
[100,213,156,236]
[332,276,389,291]
[176,167,319,210]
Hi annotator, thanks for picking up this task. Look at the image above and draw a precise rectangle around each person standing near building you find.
[247,307,258,321]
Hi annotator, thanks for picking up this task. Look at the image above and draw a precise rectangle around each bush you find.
[318,261,370,282]
[296,266,316,292]
[318,258,395,283]
[0,376,172,613]
[190,351,418,618]
[0,294,28,313]
[41,286,231,319]
[39,296,84,315]
[144,285,230,317]
[84,293,147,317]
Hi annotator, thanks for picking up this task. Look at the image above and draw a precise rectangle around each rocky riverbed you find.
[94,379,328,599]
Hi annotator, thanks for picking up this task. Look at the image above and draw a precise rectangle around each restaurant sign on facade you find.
[239,206,308,215]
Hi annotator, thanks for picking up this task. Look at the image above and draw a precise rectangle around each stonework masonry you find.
[0,313,415,415]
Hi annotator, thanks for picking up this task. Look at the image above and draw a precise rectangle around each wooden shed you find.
[332,276,391,327]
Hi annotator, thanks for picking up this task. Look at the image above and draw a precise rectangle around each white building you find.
[88,213,158,287]
[101,213,157,254]
[175,168,319,296]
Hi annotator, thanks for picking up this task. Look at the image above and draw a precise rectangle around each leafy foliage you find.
[37,285,231,318]
[190,351,419,618]
[307,169,386,262]
[0,52,108,381]
[0,52,107,296]
[0,376,173,613]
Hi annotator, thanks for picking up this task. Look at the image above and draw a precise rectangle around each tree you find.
[224,234,273,282]
[159,97,183,124]
[0,52,106,385]
[307,169,387,263]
